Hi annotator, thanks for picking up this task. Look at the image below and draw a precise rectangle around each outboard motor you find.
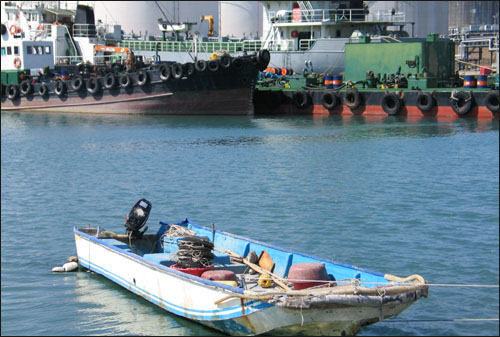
[124,199,151,240]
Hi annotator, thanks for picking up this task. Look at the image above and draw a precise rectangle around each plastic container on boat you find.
[287,262,329,290]
[170,264,213,277]
[333,75,343,88]
[463,75,476,88]
[325,74,333,89]
[477,75,488,88]
[201,270,237,281]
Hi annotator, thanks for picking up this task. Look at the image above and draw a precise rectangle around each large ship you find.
[1,2,270,114]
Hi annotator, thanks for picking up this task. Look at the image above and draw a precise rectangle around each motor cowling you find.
[124,198,151,239]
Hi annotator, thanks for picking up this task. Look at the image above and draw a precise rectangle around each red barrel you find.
[287,262,329,290]
[201,270,237,281]
[170,264,213,277]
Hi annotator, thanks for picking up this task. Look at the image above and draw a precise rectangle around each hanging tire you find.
[484,90,499,113]
[54,80,66,96]
[7,84,19,100]
[120,73,132,88]
[38,83,49,97]
[71,75,84,91]
[293,90,310,108]
[20,80,33,96]
[208,59,219,72]
[451,91,473,115]
[86,77,101,95]
[137,70,149,86]
[171,63,183,79]
[159,63,171,81]
[104,73,117,89]
[321,91,338,109]
[232,58,243,69]
[343,88,361,109]
[220,55,231,68]
[256,49,270,71]
[195,59,207,72]
[416,92,434,112]
[381,92,402,115]
[183,62,195,76]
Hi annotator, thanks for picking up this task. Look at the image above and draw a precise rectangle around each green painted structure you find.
[344,34,455,88]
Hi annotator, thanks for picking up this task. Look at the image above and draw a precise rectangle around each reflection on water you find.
[73,272,219,336]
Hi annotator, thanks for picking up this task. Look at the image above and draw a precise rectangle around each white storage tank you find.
[219,1,263,38]
[367,1,449,38]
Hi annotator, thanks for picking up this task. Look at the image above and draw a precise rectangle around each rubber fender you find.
[220,55,231,68]
[137,70,149,86]
[256,49,271,71]
[484,90,499,113]
[7,84,19,100]
[159,63,171,81]
[381,92,402,115]
[343,88,361,109]
[195,59,207,72]
[86,77,101,95]
[171,63,183,79]
[20,80,33,96]
[416,92,434,112]
[183,62,195,76]
[293,90,310,108]
[71,75,84,91]
[38,83,49,97]
[208,59,219,72]
[321,91,338,109]
[104,73,117,89]
[451,91,473,115]
[52,261,78,272]
[232,58,243,69]
[54,80,66,96]
[120,73,132,88]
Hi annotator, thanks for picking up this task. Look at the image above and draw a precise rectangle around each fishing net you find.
[175,235,214,268]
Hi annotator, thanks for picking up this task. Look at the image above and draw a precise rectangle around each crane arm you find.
[200,15,214,36]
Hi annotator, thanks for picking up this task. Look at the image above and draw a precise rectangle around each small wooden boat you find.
[73,199,428,336]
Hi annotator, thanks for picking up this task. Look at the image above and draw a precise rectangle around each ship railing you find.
[299,39,316,51]
[118,40,264,55]
[73,24,97,38]
[268,8,405,24]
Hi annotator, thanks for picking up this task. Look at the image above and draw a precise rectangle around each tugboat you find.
[1,2,270,115]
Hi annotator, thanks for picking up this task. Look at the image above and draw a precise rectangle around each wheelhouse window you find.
[7,47,12,55]
[1,47,5,55]
[14,46,19,55]
[45,46,51,54]
[27,46,33,54]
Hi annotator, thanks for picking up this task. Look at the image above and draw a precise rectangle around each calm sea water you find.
[1,112,499,336]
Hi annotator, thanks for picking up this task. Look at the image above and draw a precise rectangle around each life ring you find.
[136,70,148,86]
[120,73,132,88]
[38,83,49,97]
[195,59,207,72]
[208,59,219,72]
[220,55,231,68]
[9,25,19,35]
[484,90,499,113]
[171,63,183,79]
[54,80,66,96]
[7,84,19,100]
[104,73,117,89]
[183,62,195,76]
[450,91,473,116]
[343,88,361,109]
[321,91,338,109]
[36,24,44,31]
[416,92,434,112]
[159,64,171,81]
[381,92,402,115]
[293,90,310,108]
[71,75,84,91]
[86,77,101,94]
[13,57,22,69]
[20,80,33,96]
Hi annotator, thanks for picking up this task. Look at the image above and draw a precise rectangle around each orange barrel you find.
[463,75,476,88]
[325,74,333,89]
[477,75,487,88]
[333,74,343,88]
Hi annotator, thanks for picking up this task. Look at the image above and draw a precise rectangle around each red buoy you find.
[201,270,237,281]
[287,262,329,290]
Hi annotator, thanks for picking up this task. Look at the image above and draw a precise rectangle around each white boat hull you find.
[74,229,424,336]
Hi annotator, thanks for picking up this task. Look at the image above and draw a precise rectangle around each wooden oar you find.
[213,247,292,291]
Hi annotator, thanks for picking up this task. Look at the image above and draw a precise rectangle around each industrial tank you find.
[448,1,499,28]
[219,1,263,39]
[366,1,449,38]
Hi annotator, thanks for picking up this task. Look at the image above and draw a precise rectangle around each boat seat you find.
[143,253,175,266]
[101,238,131,251]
